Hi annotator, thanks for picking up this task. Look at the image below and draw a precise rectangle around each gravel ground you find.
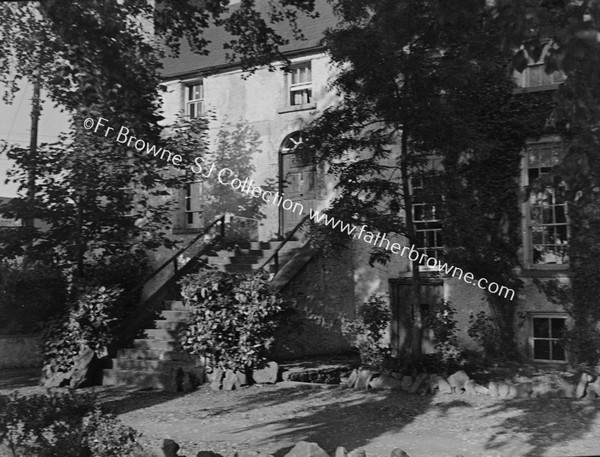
[2,369,600,457]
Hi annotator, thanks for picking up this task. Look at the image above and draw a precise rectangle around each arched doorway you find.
[278,131,324,237]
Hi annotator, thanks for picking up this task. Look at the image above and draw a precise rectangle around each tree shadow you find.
[0,367,40,391]
[481,397,600,456]
[218,386,438,455]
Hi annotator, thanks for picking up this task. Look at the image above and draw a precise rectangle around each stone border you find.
[343,367,600,400]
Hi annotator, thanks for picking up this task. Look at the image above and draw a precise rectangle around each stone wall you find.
[0,334,42,369]
[272,249,356,359]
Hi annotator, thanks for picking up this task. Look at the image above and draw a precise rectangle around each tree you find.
[306,0,547,357]
[0,0,317,280]
[202,121,276,225]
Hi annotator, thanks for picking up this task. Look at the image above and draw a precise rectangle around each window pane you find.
[533,318,550,338]
[551,318,565,338]
[533,339,551,359]
[551,340,566,361]
[528,65,541,86]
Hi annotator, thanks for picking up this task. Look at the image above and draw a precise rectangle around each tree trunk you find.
[399,130,422,357]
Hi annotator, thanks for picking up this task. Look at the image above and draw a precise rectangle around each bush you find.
[179,268,291,371]
[0,260,67,334]
[42,286,122,382]
[381,301,464,375]
[428,301,464,370]
[0,391,141,457]
[468,311,503,359]
[341,294,391,368]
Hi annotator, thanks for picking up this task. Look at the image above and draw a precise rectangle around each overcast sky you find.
[0,82,70,197]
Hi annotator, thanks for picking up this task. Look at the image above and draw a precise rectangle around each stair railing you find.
[132,215,226,301]
[119,215,225,346]
[259,214,310,275]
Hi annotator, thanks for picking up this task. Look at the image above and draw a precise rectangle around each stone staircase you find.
[102,240,304,390]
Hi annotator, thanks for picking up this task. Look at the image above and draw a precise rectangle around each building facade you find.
[158,6,571,364]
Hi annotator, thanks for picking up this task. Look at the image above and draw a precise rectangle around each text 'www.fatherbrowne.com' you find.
[306,208,515,301]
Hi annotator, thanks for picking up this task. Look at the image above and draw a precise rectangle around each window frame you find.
[409,158,444,270]
[173,181,205,233]
[279,60,316,113]
[522,140,570,270]
[529,313,568,363]
[513,42,566,92]
[183,80,204,119]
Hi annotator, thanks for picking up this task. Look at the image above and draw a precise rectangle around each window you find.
[517,62,565,89]
[185,82,204,119]
[525,142,569,266]
[288,63,312,106]
[411,163,444,265]
[178,181,204,230]
[531,315,567,362]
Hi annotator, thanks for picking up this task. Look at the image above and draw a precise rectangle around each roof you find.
[160,2,336,79]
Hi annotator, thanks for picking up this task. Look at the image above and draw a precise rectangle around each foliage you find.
[341,294,391,368]
[493,0,600,364]
[42,286,122,381]
[468,311,504,360]
[0,0,315,277]
[0,391,140,457]
[201,121,275,224]
[0,260,67,334]
[179,268,291,371]
[305,0,546,356]
[428,301,463,366]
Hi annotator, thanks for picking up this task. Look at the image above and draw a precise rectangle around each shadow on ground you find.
[482,397,600,457]
[213,386,439,455]
[0,367,41,391]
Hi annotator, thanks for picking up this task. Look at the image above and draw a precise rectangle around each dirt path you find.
[98,382,600,457]
[2,369,600,457]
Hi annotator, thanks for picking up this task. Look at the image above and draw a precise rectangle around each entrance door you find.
[389,279,443,354]
[279,132,324,236]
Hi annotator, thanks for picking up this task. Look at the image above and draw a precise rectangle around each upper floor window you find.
[410,161,444,266]
[525,142,569,267]
[185,82,204,119]
[517,62,565,89]
[289,63,312,107]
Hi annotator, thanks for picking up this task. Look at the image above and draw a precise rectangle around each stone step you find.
[103,365,206,391]
[222,264,262,273]
[117,348,193,362]
[145,328,179,341]
[103,368,172,389]
[112,357,199,371]
[133,339,180,351]
[164,300,186,311]
[160,310,191,321]
[155,320,187,331]
[207,255,262,265]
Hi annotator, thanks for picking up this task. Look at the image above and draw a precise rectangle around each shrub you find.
[468,310,503,359]
[179,268,291,371]
[42,286,122,382]
[381,301,464,375]
[0,391,141,457]
[341,294,391,368]
[0,260,67,334]
[428,301,464,369]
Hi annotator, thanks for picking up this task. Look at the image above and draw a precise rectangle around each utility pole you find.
[24,66,42,260]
